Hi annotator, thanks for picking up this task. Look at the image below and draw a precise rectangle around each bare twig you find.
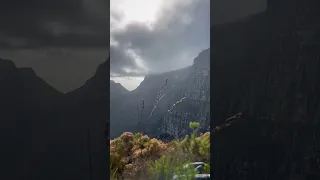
[212,112,242,133]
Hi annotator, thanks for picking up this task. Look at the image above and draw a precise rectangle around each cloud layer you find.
[110,0,210,78]
[0,0,109,92]
[0,0,265,91]
[0,0,109,49]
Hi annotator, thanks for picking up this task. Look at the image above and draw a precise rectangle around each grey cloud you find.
[0,0,109,92]
[112,23,159,50]
[110,45,147,77]
[110,0,267,77]
[110,0,210,77]
[0,0,109,49]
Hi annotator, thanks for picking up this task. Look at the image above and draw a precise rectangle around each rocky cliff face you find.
[110,49,210,139]
[159,49,210,138]
[211,0,320,179]
[0,58,109,180]
[110,66,193,138]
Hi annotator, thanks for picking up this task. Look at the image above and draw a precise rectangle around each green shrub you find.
[145,121,210,179]
[109,121,210,179]
[146,155,195,180]
[189,121,200,130]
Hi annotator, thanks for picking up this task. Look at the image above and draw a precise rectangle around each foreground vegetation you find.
[110,122,210,180]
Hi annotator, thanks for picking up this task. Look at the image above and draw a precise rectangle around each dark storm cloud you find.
[0,0,109,49]
[110,0,210,77]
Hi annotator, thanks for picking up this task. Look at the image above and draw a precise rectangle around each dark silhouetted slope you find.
[0,58,64,180]
[0,57,109,180]
[211,1,320,178]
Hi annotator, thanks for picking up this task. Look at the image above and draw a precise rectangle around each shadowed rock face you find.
[211,0,320,179]
[0,57,109,180]
[109,49,210,139]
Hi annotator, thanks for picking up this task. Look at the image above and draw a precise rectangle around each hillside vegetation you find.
[110,122,210,180]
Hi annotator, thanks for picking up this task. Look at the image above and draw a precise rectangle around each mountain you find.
[110,80,128,95]
[0,58,64,180]
[109,49,210,139]
[55,58,110,180]
[211,1,320,178]
[0,58,109,180]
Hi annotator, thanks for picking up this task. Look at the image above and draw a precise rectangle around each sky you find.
[0,0,109,93]
[110,0,210,90]
[0,0,266,92]
[110,0,266,91]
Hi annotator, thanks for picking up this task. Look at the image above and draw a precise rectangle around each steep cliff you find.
[211,0,320,179]
[159,49,210,138]
[110,65,193,138]
[110,49,210,139]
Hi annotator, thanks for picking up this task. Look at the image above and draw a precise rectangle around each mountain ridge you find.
[110,48,210,138]
[0,56,109,180]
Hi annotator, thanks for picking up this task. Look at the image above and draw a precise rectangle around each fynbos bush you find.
[110,121,210,179]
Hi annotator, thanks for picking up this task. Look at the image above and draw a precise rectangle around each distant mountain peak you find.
[0,58,17,70]
[94,57,109,78]
[110,80,128,94]
[0,58,38,76]
[193,48,210,67]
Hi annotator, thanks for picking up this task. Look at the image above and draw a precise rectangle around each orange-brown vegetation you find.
[110,130,210,180]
